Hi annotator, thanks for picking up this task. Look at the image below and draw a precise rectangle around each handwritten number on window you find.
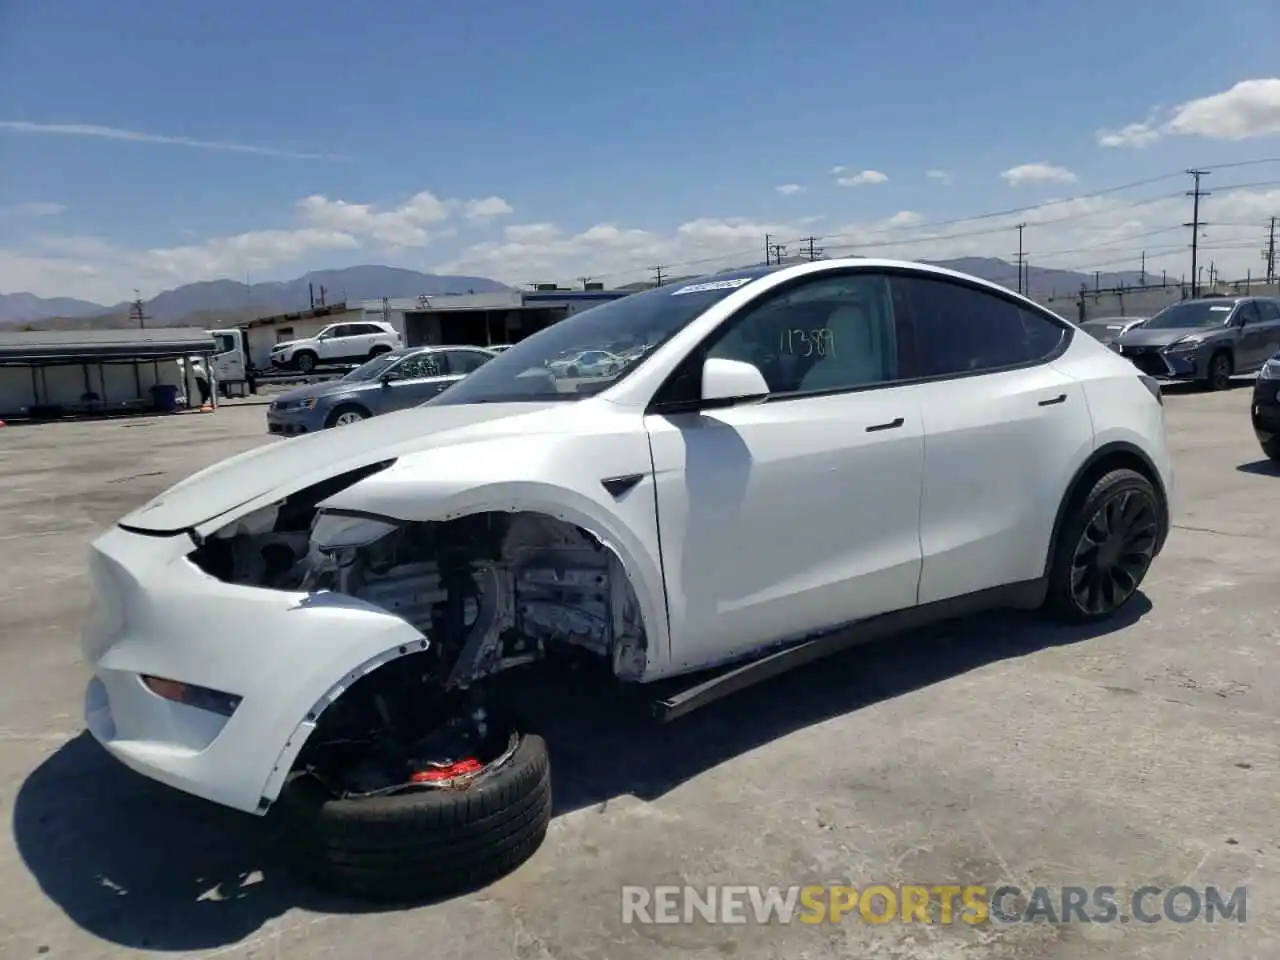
[779,328,836,357]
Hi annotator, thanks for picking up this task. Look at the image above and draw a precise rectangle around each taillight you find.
[1138,374,1163,406]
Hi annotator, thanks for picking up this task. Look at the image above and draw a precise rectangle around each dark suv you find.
[1252,351,1280,461]
[1112,296,1280,390]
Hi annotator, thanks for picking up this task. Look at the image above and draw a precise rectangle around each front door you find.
[1236,300,1271,371]
[380,351,450,412]
[644,270,925,673]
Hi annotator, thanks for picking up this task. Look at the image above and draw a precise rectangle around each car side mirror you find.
[701,357,769,403]
[379,372,395,385]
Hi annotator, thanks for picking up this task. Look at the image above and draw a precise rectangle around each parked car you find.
[1079,315,1147,346]
[269,320,403,374]
[546,349,624,378]
[1112,296,1280,390]
[1251,350,1280,461]
[83,258,1171,900]
[266,345,494,434]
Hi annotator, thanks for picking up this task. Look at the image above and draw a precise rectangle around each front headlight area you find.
[1258,358,1280,380]
[1163,338,1203,354]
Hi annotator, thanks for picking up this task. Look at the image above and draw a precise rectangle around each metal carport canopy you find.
[0,327,215,364]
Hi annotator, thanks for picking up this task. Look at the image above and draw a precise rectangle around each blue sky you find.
[1,0,1279,302]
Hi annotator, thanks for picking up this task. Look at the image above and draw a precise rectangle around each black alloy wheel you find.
[1068,487,1159,617]
[1207,352,1232,391]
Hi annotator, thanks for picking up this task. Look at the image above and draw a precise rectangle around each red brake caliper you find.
[410,757,484,783]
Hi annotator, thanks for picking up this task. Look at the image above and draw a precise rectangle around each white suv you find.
[270,320,402,373]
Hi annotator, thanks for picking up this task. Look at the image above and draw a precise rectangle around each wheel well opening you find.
[1050,447,1169,569]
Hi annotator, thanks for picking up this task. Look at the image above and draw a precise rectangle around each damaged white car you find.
[83,258,1172,899]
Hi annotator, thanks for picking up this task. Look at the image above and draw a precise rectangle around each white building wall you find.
[0,359,187,416]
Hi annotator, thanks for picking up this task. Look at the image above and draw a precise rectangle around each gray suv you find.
[1112,296,1280,390]
[266,345,494,435]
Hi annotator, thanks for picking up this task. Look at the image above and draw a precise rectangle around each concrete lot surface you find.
[1,390,1277,959]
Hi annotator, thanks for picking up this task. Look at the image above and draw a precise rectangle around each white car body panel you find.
[911,360,1093,604]
[645,386,925,672]
[83,525,431,812]
[79,257,1175,817]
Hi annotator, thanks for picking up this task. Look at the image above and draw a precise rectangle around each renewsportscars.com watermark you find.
[621,884,1247,926]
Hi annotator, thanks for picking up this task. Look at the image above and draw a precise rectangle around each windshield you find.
[1142,301,1236,330]
[342,351,409,381]
[428,268,777,405]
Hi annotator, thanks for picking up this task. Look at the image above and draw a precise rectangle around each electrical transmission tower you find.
[650,265,666,286]
[1264,217,1277,284]
[801,236,824,261]
[1185,169,1211,297]
[1013,223,1028,295]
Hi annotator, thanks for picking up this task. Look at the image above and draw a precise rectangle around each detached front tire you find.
[277,733,552,901]
[1044,468,1163,624]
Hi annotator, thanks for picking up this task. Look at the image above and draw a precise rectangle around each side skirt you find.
[652,577,1048,722]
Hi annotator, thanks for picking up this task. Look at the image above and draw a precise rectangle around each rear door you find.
[440,349,493,395]
[891,272,1093,604]
[1243,300,1280,370]
[1234,301,1268,370]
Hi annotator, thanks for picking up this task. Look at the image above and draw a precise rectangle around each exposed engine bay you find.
[186,466,648,798]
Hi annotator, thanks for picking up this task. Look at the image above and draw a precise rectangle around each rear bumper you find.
[82,525,429,813]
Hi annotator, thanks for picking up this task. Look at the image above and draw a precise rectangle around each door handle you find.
[865,417,905,432]
[1038,393,1068,406]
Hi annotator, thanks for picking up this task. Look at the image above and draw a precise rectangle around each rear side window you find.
[445,350,491,374]
[892,275,1065,377]
[1257,300,1280,322]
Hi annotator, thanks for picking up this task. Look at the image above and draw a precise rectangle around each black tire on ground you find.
[368,345,391,359]
[295,351,318,374]
[277,733,552,901]
[1205,351,1232,391]
[1262,438,1280,462]
[324,404,370,428]
[566,365,579,378]
[1043,468,1163,625]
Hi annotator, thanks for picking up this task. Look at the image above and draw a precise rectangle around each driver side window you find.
[708,273,900,394]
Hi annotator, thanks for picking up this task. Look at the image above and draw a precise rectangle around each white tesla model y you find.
[82,259,1172,898]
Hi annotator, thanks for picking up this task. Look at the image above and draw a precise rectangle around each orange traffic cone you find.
[199,403,213,413]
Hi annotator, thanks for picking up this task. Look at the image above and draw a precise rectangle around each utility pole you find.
[578,276,592,290]
[769,241,787,265]
[650,265,666,287]
[1013,223,1027,295]
[1264,216,1277,283]
[1140,250,1146,286]
[308,282,315,309]
[129,289,148,330]
[764,234,773,266]
[801,236,824,261]
[1185,168,1211,297]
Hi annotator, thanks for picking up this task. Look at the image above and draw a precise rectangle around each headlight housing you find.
[1163,338,1203,354]
[1259,358,1280,380]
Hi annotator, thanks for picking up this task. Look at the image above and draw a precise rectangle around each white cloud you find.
[925,169,953,184]
[836,170,888,187]
[463,196,514,221]
[1098,77,1280,148]
[0,201,66,217]
[0,188,513,301]
[7,180,1280,306]
[1096,122,1161,148]
[775,183,805,196]
[0,120,345,160]
[1001,162,1078,186]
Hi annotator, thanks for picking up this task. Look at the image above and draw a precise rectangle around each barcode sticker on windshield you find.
[1210,306,1232,311]
[670,277,754,296]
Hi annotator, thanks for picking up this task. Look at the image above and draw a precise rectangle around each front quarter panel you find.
[319,411,672,671]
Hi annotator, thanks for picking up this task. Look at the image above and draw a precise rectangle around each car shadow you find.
[1236,458,1280,476]
[13,594,1150,951]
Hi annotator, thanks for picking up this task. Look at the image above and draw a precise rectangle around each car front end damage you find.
[82,460,650,816]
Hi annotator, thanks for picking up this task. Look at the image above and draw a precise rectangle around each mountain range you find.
[0,265,510,328]
[1,259,1167,330]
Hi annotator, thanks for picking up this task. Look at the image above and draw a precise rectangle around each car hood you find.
[1116,326,1210,348]
[119,401,564,533]
[273,379,362,404]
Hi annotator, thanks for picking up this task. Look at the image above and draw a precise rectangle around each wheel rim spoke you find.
[1070,488,1158,614]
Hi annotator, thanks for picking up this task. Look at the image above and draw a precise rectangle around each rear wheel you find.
[326,404,369,428]
[295,351,318,374]
[1044,468,1162,623]
[368,345,391,360]
[1205,351,1232,391]
[1262,438,1280,462]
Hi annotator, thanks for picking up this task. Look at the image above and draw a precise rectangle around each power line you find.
[1185,169,1211,297]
